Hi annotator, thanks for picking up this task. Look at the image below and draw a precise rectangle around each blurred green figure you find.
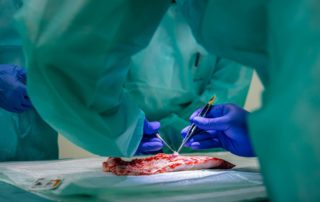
[126,4,252,153]
[0,0,58,161]
[15,0,320,200]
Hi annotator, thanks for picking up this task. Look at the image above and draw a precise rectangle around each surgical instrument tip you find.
[177,95,216,153]
[155,133,176,154]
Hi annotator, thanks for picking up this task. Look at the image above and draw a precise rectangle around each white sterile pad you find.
[0,152,267,201]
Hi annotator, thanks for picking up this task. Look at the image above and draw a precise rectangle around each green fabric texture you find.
[15,0,320,200]
[249,1,320,201]
[0,181,52,202]
[126,5,253,153]
[0,0,58,161]
[15,0,171,157]
[179,0,320,200]
[178,0,269,84]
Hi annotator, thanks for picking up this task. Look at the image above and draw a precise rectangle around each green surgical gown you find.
[178,0,320,201]
[126,5,253,153]
[15,0,171,157]
[15,0,320,200]
[0,0,58,161]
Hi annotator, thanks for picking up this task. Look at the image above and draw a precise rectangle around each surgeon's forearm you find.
[15,0,170,157]
[178,0,268,69]
[177,59,252,121]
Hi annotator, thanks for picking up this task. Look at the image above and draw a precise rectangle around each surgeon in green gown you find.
[15,0,320,200]
[0,0,58,161]
[126,3,252,153]
[178,0,320,200]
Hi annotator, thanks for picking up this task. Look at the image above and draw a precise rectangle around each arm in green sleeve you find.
[177,57,253,121]
[178,0,268,80]
[14,0,170,157]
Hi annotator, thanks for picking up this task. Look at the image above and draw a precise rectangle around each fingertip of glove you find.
[191,142,201,150]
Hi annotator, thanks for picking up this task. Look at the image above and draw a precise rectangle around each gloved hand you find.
[0,64,33,113]
[181,104,255,157]
[135,119,163,155]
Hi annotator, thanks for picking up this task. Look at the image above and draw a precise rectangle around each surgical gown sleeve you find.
[179,0,320,200]
[177,57,252,120]
[160,57,252,153]
[178,0,269,83]
[14,0,170,157]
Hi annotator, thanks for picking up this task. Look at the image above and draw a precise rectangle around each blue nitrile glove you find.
[181,104,255,157]
[0,64,33,113]
[135,119,163,155]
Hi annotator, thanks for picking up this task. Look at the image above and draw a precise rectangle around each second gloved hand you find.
[181,104,255,157]
[135,119,163,155]
[0,64,33,113]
